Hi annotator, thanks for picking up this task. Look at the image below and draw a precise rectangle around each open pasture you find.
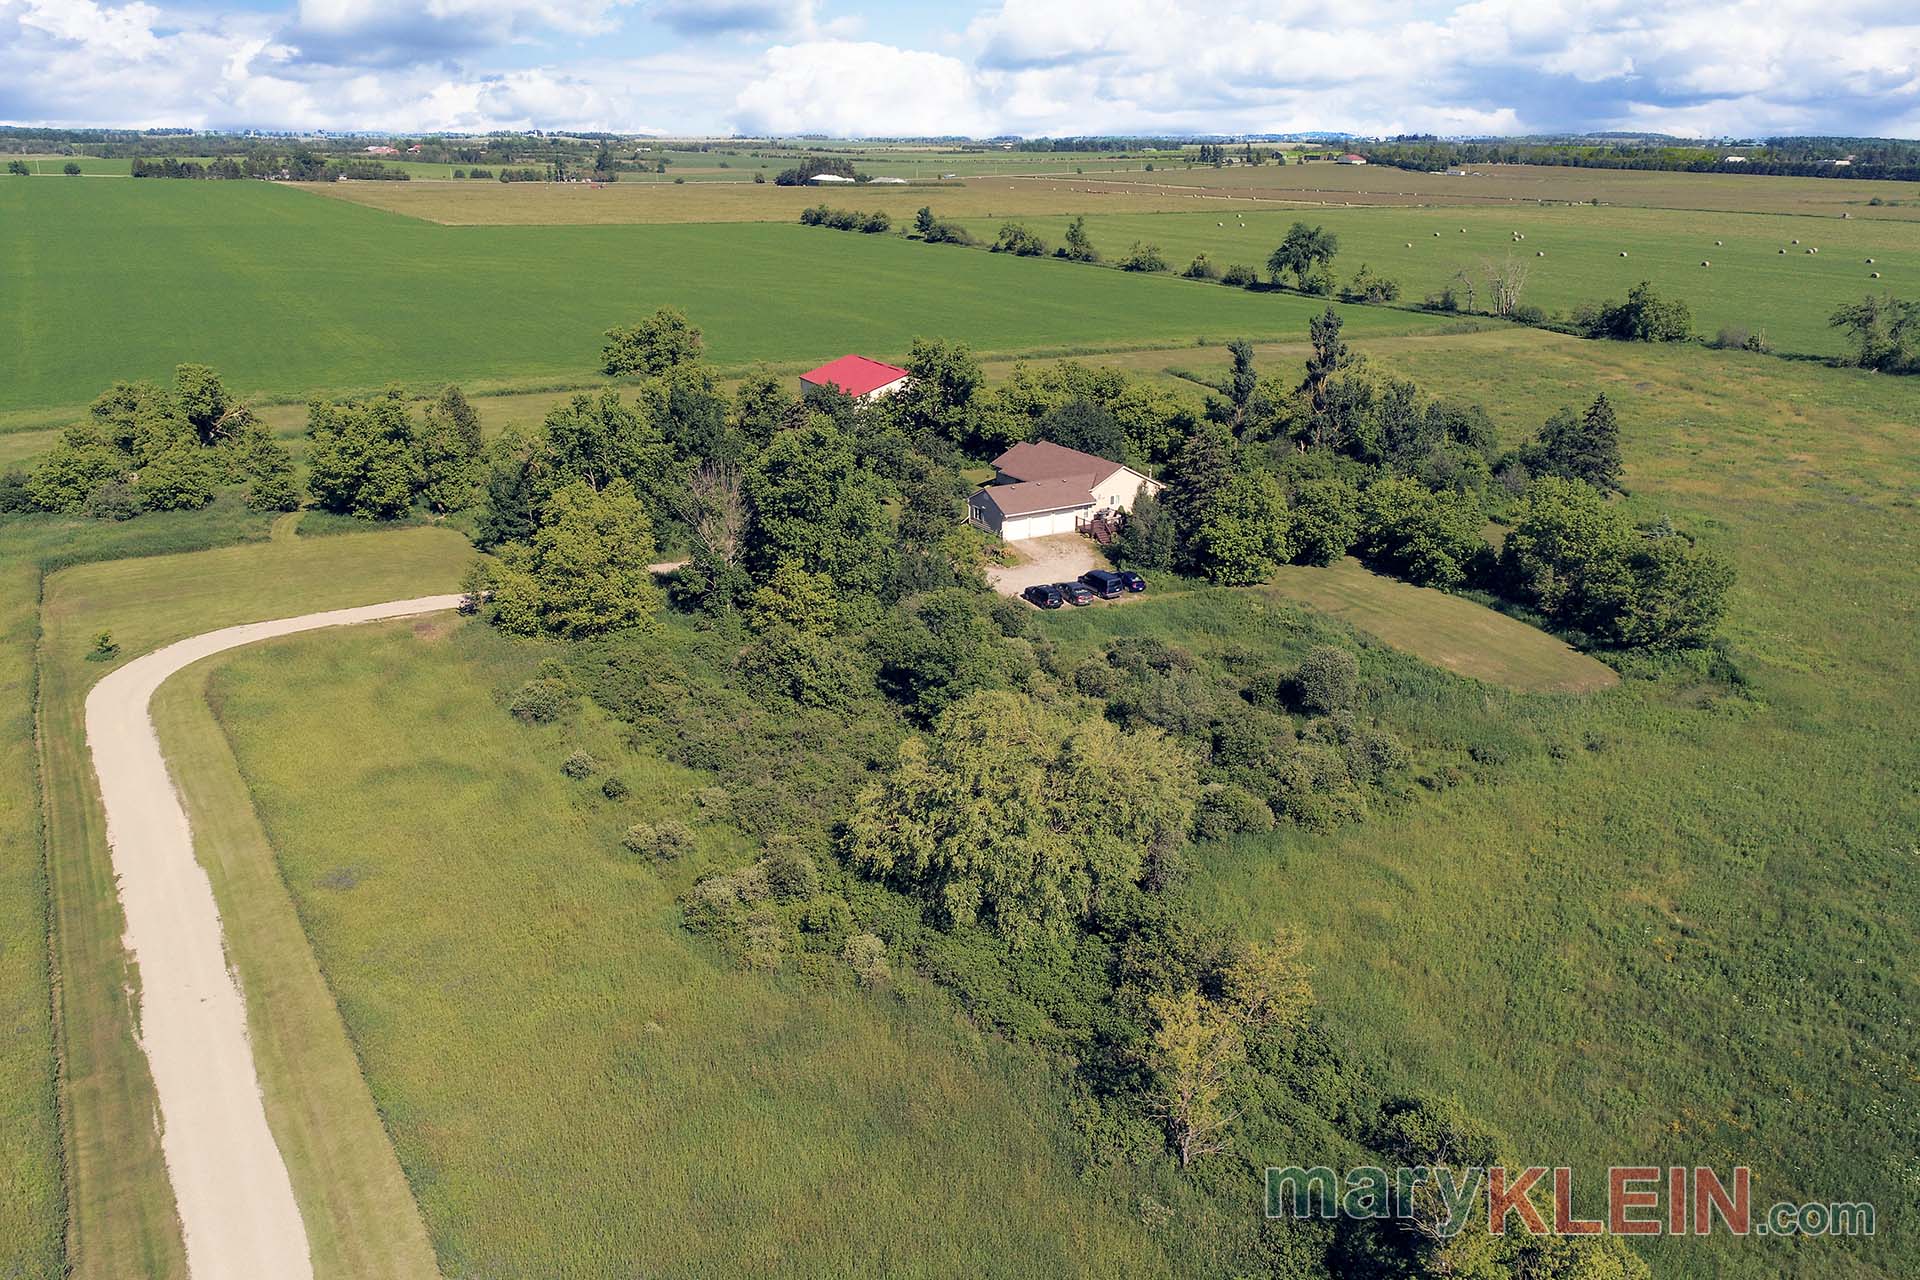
[950,203,1920,357]
[0,178,1436,415]
[1051,161,1920,219]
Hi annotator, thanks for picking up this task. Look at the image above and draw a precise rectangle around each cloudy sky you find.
[3,0,1917,138]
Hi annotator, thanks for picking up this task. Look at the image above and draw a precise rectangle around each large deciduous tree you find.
[601,306,703,377]
[846,690,1197,945]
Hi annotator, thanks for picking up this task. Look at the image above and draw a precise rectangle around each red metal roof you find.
[799,354,910,398]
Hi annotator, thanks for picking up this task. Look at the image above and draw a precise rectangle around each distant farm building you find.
[799,354,910,402]
[1336,153,1368,165]
[968,441,1164,542]
[808,173,856,184]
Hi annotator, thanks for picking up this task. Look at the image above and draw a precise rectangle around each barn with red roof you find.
[798,354,911,402]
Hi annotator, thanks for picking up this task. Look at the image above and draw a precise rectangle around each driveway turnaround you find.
[85,595,463,1280]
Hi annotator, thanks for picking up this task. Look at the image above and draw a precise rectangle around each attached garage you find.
[968,483,1089,541]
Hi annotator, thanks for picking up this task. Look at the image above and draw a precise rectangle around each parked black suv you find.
[1022,583,1065,609]
[1080,569,1126,599]
[1119,571,1146,593]
[1055,580,1095,606]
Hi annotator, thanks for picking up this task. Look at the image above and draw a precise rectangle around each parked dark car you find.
[1118,571,1147,592]
[1080,569,1126,599]
[1022,583,1065,609]
[1055,580,1095,606]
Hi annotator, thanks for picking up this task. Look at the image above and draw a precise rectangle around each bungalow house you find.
[968,440,1164,542]
[1336,153,1368,165]
[798,354,911,402]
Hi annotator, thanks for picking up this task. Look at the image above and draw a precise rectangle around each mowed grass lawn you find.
[1259,558,1617,693]
[950,204,1920,358]
[0,178,1436,414]
[209,618,1165,1279]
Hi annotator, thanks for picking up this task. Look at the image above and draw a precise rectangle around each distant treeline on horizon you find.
[2,126,1915,182]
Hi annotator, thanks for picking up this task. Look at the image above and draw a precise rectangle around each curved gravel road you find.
[86,595,463,1280]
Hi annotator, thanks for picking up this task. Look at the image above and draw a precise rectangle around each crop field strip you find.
[0,179,1437,416]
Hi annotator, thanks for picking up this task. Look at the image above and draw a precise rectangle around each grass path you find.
[37,526,472,1279]
[1261,558,1618,693]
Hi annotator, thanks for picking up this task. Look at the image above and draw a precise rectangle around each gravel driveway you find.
[986,534,1105,597]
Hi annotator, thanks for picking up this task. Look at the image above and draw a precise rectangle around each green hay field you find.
[0,179,1437,415]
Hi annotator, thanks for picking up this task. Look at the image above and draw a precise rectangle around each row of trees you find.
[797,204,890,233]
[305,385,484,518]
[15,365,295,518]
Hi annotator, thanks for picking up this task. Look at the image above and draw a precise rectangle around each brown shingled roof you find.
[973,477,1095,518]
[989,440,1121,485]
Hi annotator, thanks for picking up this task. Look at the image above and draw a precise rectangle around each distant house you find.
[808,173,856,184]
[868,176,908,184]
[1723,155,1748,163]
[799,354,911,402]
[1336,153,1367,165]
[363,145,397,155]
[968,441,1164,542]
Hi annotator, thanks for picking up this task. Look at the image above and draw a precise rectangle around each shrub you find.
[623,819,695,860]
[1509,302,1547,326]
[764,844,823,900]
[1579,281,1691,342]
[85,480,141,521]
[992,222,1048,256]
[509,676,576,723]
[1294,645,1360,715]
[1221,263,1259,288]
[561,750,596,779]
[601,776,630,801]
[843,932,891,984]
[63,162,82,176]
[1181,254,1219,280]
[1709,325,1771,353]
[87,631,119,662]
[1343,263,1401,303]
[1193,784,1276,839]
[1118,241,1168,272]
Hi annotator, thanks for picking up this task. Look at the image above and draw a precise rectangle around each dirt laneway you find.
[85,594,462,1280]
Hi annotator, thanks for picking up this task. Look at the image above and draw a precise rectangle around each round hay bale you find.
[1405,242,1413,248]
[1866,258,1875,264]
[1701,260,1710,267]
[1619,251,1628,257]
[1792,238,1799,245]
[1536,250,1544,257]
[1714,240,1723,246]
[1871,271,1881,279]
